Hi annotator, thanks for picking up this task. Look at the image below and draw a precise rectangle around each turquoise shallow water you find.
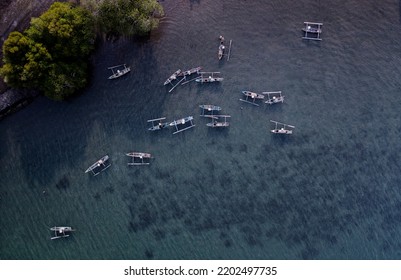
[2,0,401,259]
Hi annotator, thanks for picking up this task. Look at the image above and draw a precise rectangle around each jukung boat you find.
[108,64,131,79]
[164,69,182,85]
[239,91,266,106]
[218,44,225,60]
[270,120,295,135]
[50,226,75,240]
[126,152,152,165]
[85,155,111,176]
[206,115,231,128]
[199,104,222,111]
[302,22,323,40]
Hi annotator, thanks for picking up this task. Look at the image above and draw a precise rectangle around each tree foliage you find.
[95,0,164,36]
[0,2,95,100]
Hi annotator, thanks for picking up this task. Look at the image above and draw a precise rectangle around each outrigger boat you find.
[217,35,233,61]
[85,155,111,176]
[147,117,170,131]
[199,104,222,118]
[270,120,295,134]
[178,67,202,77]
[108,64,131,79]
[302,22,323,41]
[169,116,195,134]
[239,91,266,106]
[195,72,223,83]
[164,69,182,86]
[206,115,231,128]
[164,69,186,93]
[264,91,284,105]
[50,226,75,240]
[126,152,152,166]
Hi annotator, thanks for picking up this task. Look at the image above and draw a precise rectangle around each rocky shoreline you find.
[0,0,62,120]
[0,88,40,120]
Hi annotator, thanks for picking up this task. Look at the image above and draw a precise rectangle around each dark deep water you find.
[2,0,401,259]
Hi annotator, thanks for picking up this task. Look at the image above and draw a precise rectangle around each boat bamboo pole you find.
[227,40,232,61]
[108,64,125,69]
[168,77,186,93]
[181,76,199,85]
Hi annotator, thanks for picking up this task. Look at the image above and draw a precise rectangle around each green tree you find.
[0,31,52,89]
[0,2,95,100]
[96,0,164,36]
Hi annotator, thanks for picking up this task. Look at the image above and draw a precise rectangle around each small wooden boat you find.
[85,155,111,176]
[178,67,202,77]
[218,35,225,61]
[126,152,152,165]
[270,120,295,135]
[206,115,230,128]
[164,69,182,85]
[271,127,293,134]
[50,226,75,240]
[108,64,130,79]
[207,121,230,128]
[218,44,225,60]
[199,104,222,111]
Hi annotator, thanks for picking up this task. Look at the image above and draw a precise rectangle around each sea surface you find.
[2,0,401,259]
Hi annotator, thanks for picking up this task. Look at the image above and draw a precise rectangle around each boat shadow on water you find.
[206,126,230,137]
[270,133,296,146]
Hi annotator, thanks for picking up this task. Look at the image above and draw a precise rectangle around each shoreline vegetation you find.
[0,0,164,118]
